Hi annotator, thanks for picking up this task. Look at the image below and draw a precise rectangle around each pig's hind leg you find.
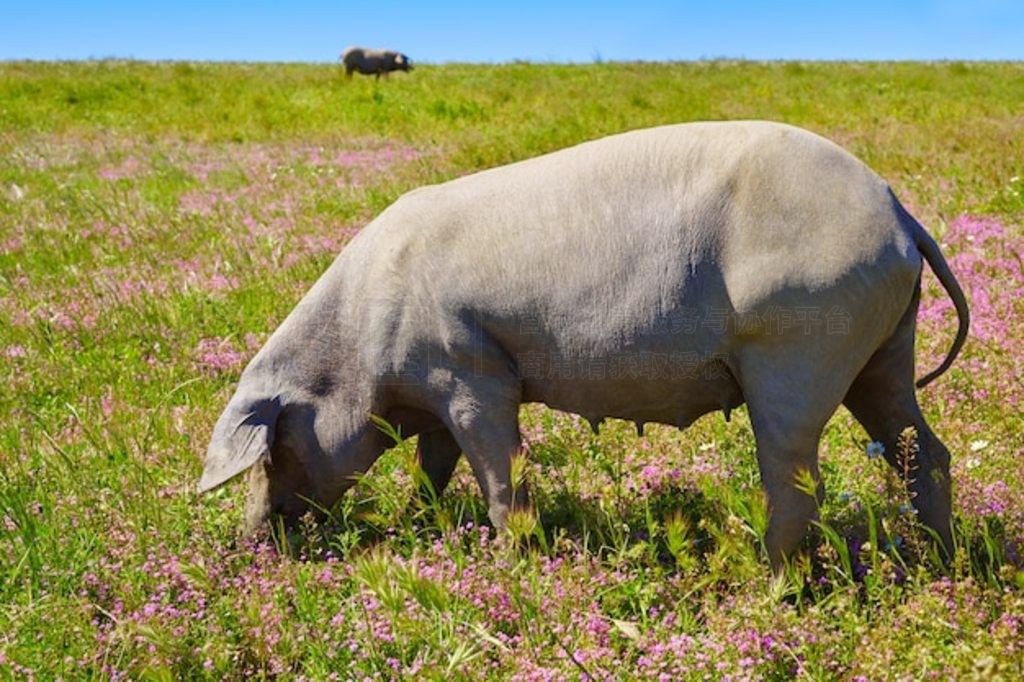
[843,292,953,558]
[737,348,857,570]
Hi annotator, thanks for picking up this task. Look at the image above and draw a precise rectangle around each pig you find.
[340,46,413,79]
[199,121,969,569]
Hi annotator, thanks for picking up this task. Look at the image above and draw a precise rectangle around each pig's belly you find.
[519,351,744,429]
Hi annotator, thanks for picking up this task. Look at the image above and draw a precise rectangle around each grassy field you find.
[1,60,1023,680]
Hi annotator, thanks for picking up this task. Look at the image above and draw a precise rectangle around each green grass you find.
[1,60,1023,680]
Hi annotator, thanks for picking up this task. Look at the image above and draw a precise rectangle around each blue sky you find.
[3,1,1022,63]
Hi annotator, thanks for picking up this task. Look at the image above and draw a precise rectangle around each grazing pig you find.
[340,46,413,79]
[200,121,969,568]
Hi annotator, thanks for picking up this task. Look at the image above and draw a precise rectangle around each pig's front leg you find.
[442,375,528,530]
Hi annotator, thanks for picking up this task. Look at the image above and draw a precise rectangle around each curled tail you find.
[914,222,970,388]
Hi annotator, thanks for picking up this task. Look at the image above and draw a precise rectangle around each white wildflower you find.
[969,439,989,452]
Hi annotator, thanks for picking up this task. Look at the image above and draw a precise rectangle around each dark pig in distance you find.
[340,46,413,79]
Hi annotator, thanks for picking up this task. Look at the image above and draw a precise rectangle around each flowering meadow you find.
[1,61,1023,679]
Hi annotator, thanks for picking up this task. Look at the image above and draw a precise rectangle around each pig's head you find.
[394,53,413,72]
[199,378,386,532]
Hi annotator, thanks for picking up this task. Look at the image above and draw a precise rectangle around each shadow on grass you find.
[259,479,1023,603]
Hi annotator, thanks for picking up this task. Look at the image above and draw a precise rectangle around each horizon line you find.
[4,56,1023,66]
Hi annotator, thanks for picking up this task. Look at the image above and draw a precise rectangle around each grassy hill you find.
[1,60,1022,679]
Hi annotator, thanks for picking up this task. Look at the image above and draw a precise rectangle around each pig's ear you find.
[198,395,282,493]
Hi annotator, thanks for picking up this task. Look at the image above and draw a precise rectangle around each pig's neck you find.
[246,268,374,436]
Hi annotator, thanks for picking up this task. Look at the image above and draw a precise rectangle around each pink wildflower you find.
[195,337,244,372]
[4,345,27,358]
